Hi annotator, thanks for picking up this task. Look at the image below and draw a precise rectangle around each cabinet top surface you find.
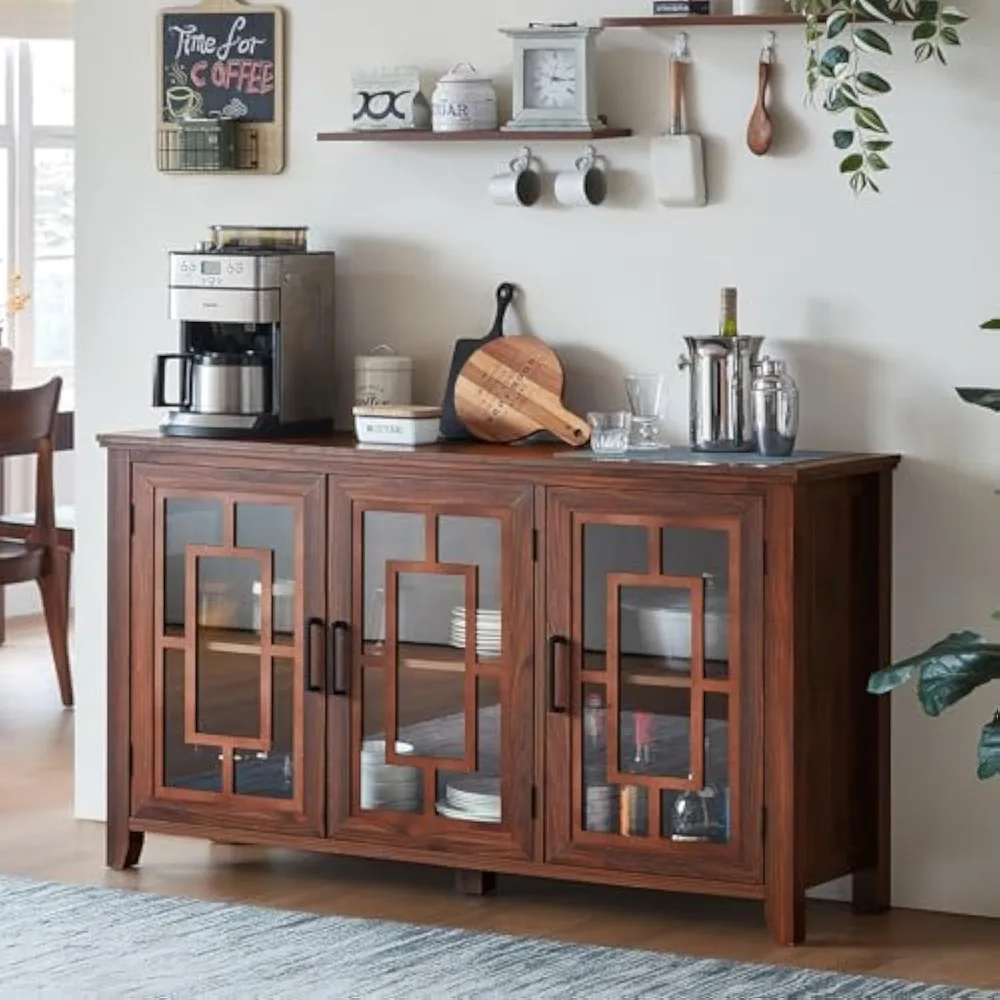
[99,430,900,483]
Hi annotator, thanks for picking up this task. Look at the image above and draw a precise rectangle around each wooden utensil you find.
[439,282,517,441]
[747,50,775,156]
[651,37,707,208]
[455,335,591,447]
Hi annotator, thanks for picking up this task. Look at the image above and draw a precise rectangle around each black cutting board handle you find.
[486,282,516,340]
[438,282,518,441]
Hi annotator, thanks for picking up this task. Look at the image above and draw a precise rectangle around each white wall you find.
[0,0,72,39]
[75,0,1000,917]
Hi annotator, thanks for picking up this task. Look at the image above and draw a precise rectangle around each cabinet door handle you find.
[304,617,325,693]
[329,621,351,697]
[548,634,570,714]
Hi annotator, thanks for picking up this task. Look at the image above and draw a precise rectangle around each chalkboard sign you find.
[161,6,279,123]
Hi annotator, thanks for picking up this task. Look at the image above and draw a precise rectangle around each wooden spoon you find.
[747,56,774,157]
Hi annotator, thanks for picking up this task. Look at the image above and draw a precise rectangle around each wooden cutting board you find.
[455,335,591,447]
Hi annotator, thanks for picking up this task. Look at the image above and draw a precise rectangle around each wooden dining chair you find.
[0,377,72,707]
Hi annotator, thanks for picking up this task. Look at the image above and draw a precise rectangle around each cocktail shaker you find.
[751,356,799,457]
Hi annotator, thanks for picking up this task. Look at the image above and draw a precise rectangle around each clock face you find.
[523,48,578,111]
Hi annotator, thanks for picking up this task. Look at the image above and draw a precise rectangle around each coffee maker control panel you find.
[170,252,283,291]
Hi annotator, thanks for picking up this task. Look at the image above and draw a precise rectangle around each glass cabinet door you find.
[546,490,763,884]
[132,470,326,836]
[329,480,533,860]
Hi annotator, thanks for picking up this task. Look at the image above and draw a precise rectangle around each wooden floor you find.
[2,619,998,992]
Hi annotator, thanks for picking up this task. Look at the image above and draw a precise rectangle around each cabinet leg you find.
[765,887,805,946]
[455,870,497,897]
[852,866,890,915]
[107,829,144,871]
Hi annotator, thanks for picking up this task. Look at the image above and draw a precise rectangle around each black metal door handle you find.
[304,617,324,693]
[328,621,351,697]
[548,635,570,714]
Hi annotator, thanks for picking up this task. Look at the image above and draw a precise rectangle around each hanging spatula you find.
[651,33,707,209]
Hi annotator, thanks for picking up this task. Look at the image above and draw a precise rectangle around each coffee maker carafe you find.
[154,236,336,438]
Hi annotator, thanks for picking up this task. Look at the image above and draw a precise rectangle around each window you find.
[0,40,74,386]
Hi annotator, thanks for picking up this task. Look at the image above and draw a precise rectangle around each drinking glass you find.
[587,412,632,456]
[624,374,665,449]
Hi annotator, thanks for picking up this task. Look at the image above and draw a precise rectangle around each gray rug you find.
[0,876,995,1000]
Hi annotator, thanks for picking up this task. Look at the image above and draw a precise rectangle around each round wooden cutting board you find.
[454,335,591,447]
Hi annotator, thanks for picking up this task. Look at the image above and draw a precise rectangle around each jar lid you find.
[252,579,296,597]
[353,404,441,418]
[355,344,413,371]
[438,62,492,85]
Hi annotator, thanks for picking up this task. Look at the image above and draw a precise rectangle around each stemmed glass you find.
[624,374,665,449]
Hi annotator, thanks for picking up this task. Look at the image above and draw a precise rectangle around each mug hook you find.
[576,145,598,172]
[509,145,533,174]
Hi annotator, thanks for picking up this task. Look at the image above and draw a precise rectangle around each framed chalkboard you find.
[158,0,285,174]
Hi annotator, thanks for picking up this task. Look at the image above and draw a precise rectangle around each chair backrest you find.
[0,377,62,458]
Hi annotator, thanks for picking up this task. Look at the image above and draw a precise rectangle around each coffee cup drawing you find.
[166,86,203,121]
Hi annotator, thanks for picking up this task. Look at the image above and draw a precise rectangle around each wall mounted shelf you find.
[600,13,894,28]
[601,14,807,27]
[316,128,633,143]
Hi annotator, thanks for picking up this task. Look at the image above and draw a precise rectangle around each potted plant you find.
[791,1,968,192]
[868,319,1000,780]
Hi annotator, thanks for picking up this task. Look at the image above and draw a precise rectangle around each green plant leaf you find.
[858,0,894,22]
[864,139,894,151]
[857,71,893,93]
[912,21,938,41]
[915,41,935,62]
[902,632,1000,716]
[827,10,851,36]
[980,318,1000,330]
[956,387,1000,412]
[834,129,856,149]
[840,153,864,173]
[868,662,917,694]
[855,27,893,55]
[867,152,890,170]
[821,44,852,76]
[978,711,1000,780]
[993,610,1000,621]
[942,7,969,25]
[855,106,889,133]
[941,26,962,45]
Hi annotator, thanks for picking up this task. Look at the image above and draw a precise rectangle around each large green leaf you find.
[956,387,1000,412]
[980,318,1000,330]
[869,631,1000,716]
[978,711,1000,780]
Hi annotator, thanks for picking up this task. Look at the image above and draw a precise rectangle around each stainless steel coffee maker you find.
[154,231,336,438]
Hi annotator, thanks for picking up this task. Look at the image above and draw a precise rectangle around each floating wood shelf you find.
[601,13,808,27]
[316,128,633,143]
[600,12,903,28]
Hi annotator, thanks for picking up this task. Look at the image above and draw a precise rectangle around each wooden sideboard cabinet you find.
[100,432,899,945]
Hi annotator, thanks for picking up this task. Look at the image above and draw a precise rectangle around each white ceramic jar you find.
[733,0,787,13]
[432,63,498,133]
[354,345,414,407]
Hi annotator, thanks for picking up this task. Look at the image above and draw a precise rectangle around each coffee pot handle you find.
[153,354,191,409]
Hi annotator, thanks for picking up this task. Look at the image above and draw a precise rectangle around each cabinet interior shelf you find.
[161,625,295,657]
[316,128,633,143]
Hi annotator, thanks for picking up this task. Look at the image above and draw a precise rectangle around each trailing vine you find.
[791,0,967,193]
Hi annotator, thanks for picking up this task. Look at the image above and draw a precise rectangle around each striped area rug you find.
[0,876,995,1000]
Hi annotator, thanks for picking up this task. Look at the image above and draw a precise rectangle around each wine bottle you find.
[719,287,739,338]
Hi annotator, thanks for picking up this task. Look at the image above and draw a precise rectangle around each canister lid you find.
[353,404,441,418]
[438,62,492,85]
[354,344,413,371]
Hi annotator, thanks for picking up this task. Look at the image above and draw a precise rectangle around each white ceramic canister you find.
[354,345,414,407]
[431,63,498,132]
[733,0,787,13]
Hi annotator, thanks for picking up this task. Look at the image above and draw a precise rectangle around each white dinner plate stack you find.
[585,784,616,833]
[448,607,502,660]
[360,739,420,812]
[436,775,501,824]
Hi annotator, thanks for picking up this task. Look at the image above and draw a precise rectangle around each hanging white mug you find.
[488,147,542,207]
[554,146,608,208]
